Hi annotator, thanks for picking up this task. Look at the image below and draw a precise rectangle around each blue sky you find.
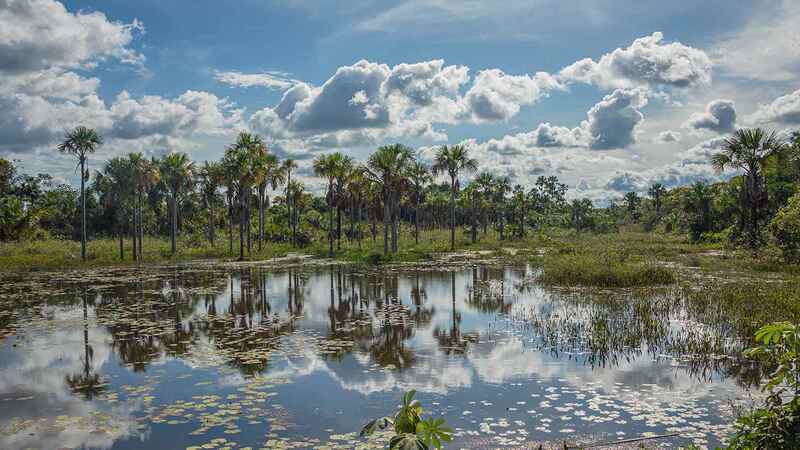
[2,0,800,199]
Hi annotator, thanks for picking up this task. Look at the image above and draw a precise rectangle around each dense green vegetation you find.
[4,127,800,273]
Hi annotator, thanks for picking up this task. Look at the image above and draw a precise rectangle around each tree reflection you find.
[65,286,105,399]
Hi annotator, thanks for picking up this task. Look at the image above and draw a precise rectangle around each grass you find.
[537,250,676,287]
[0,236,295,271]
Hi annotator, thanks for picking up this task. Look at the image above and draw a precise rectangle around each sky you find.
[1,0,800,200]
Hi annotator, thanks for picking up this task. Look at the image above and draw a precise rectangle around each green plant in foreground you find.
[729,322,800,449]
[361,390,453,449]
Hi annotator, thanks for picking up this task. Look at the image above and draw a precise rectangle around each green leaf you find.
[360,416,393,436]
[389,433,428,450]
[416,417,453,449]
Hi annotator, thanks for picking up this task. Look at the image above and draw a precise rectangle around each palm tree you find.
[569,198,593,232]
[345,166,369,248]
[683,182,713,242]
[159,152,195,254]
[493,176,511,240]
[332,155,354,250]
[282,159,298,245]
[474,172,495,235]
[253,150,283,252]
[57,126,102,261]
[711,128,786,246]
[130,153,160,261]
[314,153,345,257]
[366,144,413,255]
[95,157,133,260]
[225,132,262,260]
[406,158,431,244]
[199,161,224,246]
[623,191,640,221]
[648,183,666,217]
[432,144,477,250]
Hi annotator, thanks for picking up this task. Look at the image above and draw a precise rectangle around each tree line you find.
[3,126,800,262]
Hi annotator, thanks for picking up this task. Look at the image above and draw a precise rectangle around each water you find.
[0,263,755,449]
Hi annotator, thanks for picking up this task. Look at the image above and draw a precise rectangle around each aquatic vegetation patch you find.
[537,251,675,287]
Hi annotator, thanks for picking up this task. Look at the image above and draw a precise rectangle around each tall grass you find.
[537,250,676,287]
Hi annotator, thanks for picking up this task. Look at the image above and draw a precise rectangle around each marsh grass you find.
[0,237,295,271]
[537,250,676,287]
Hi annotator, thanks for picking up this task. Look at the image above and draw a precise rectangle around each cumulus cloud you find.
[585,88,648,149]
[559,32,711,91]
[748,88,800,126]
[686,99,736,133]
[382,59,469,106]
[604,138,728,193]
[464,69,562,121]
[654,130,681,143]
[0,0,144,74]
[214,70,301,90]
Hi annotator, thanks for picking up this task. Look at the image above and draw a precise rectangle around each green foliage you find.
[361,390,452,450]
[729,322,800,449]
[769,192,800,262]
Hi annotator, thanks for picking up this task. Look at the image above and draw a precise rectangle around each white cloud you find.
[686,99,736,133]
[654,130,681,143]
[713,0,800,82]
[585,88,648,150]
[464,69,562,121]
[0,0,144,74]
[214,70,301,90]
[559,32,711,91]
[748,88,800,126]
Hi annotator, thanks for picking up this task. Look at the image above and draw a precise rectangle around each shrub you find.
[769,192,800,262]
[729,322,800,449]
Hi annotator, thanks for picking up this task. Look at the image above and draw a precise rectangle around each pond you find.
[0,262,756,449]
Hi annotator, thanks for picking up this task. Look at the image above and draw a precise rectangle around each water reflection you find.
[0,264,761,449]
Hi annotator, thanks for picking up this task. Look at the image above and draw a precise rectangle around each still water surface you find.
[0,263,752,449]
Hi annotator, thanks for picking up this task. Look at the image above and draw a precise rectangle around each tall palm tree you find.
[199,161,224,246]
[474,172,495,235]
[282,159,298,245]
[57,126,102,261]
[432,144,477,250]
[345,166,369,248]
[95,157,133,260]
[711,128,786,246]
[406,158,431,244]
[254,150,283,252]
[159,152,195,254]
[648,183,666,217]
[366,144,413,255]
[225,132,262,260]
[314,153,346,257]
[332,155,354,250]
[569,198,593,232]
[129,153,160,261]
[683,182,713,242]
[493,176,511,240]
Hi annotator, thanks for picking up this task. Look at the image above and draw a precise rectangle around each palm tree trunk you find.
[258,191,264,252]
[239,198,246,261]
[209,200,215,246]
[118,222,124,261]
[336,205,342,250]
[170,191,177,254]
[80,156,86,261]
[228,200,234,254]
[471,192,477,244]
[138,192,144,261]
[391,192,398,255]
[449,178,456,251]
[131,214,137,261]
[383,192,390,256]
[414,199,420,245]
